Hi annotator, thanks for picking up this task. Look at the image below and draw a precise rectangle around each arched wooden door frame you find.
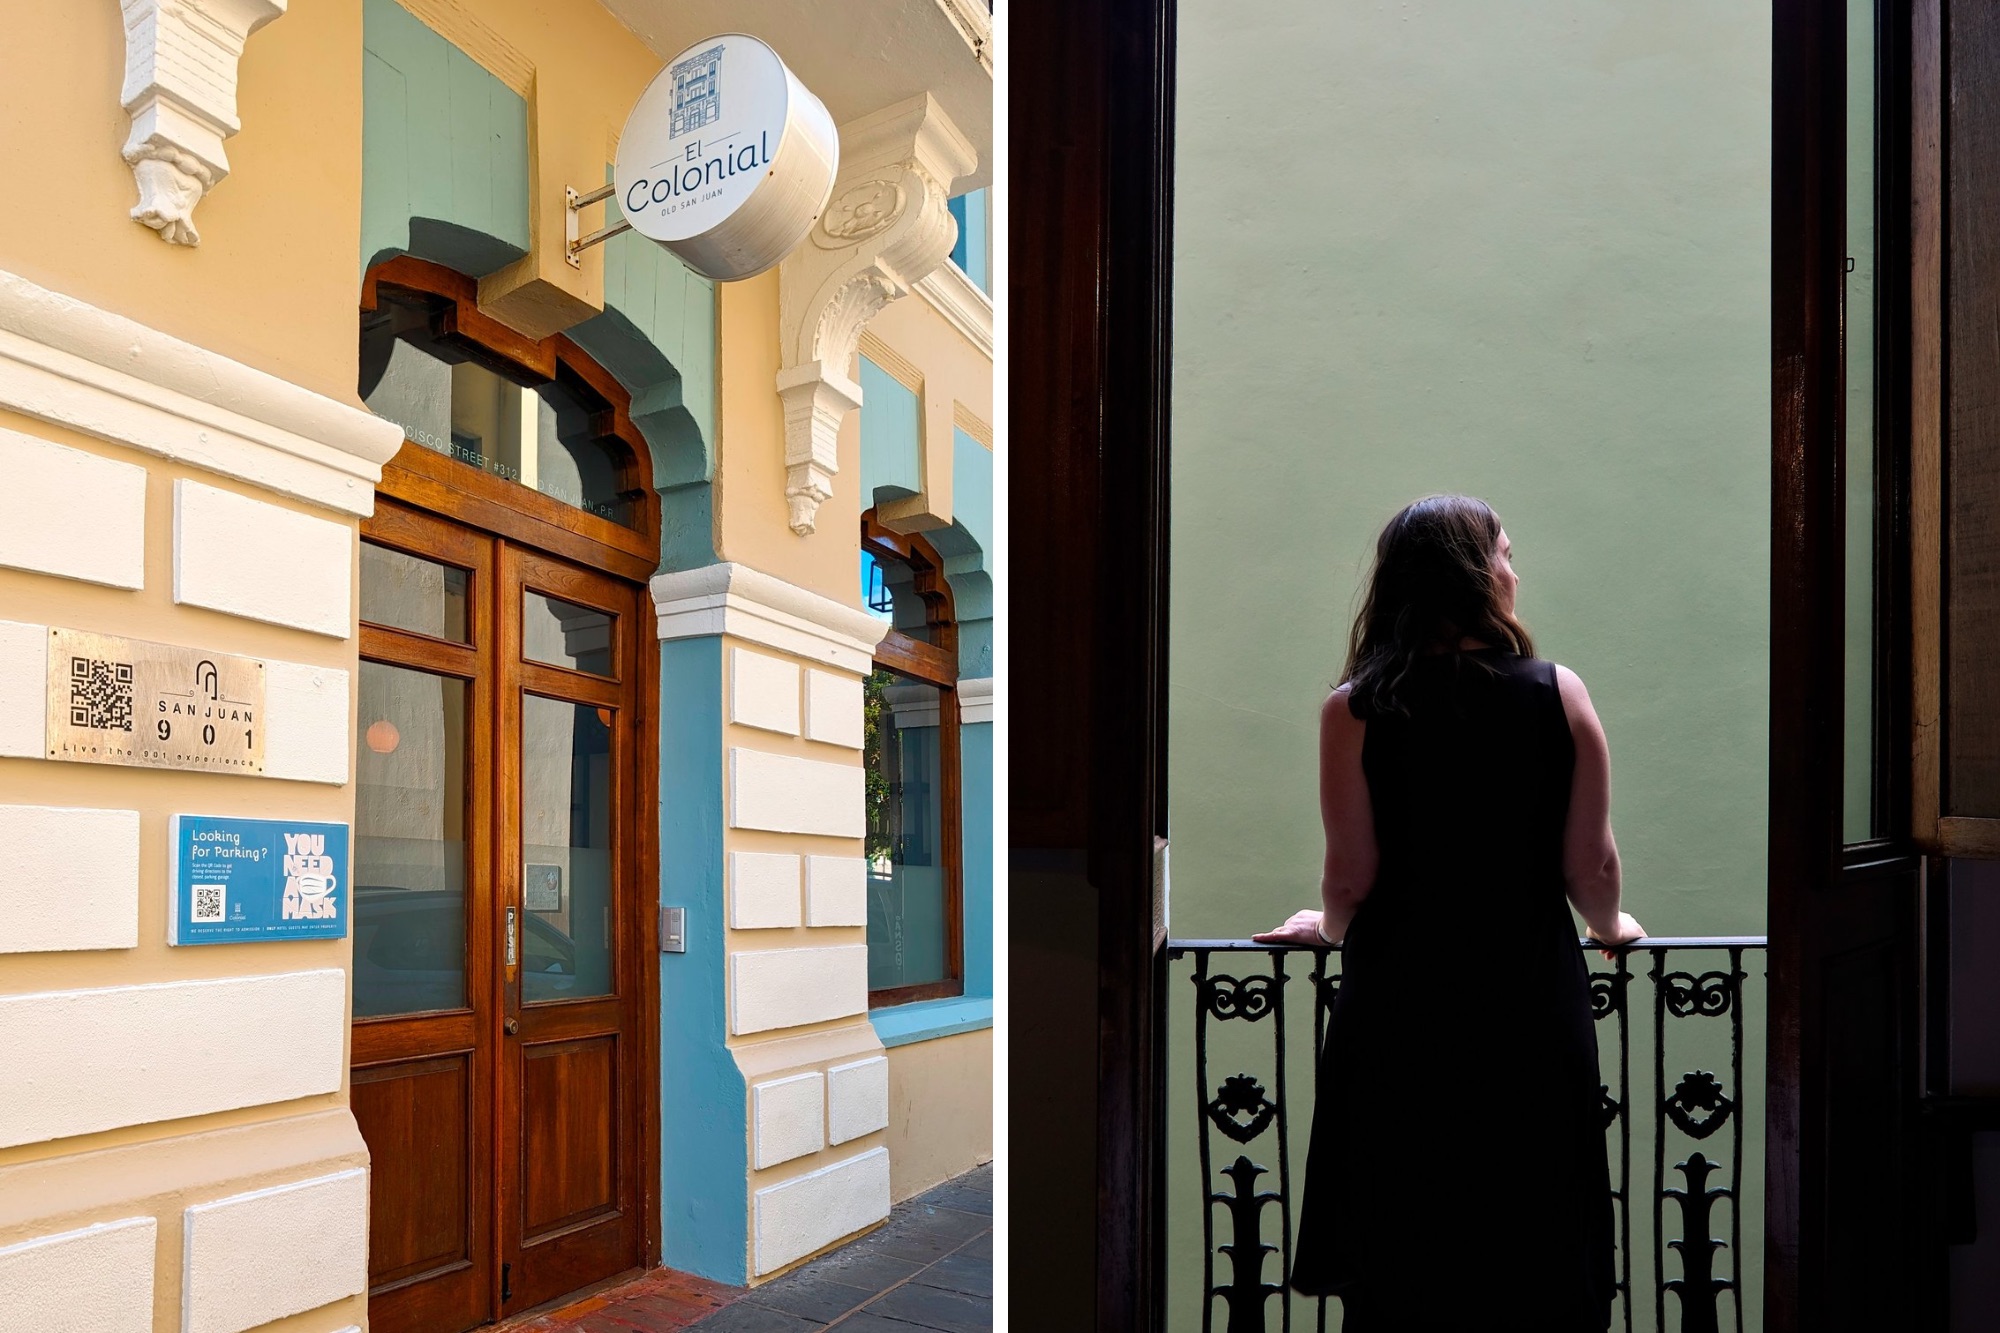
[353,257,663,1331]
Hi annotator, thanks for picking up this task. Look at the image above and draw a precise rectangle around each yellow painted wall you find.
[885,1028,994,1203]
[715,272,866,603]
[0,0,365,405]
[0,413,368,1330]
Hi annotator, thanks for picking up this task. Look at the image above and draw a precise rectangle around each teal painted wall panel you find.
[360,0,529,276]
[948,190,990,293]
[933,431,993,680]
[960,721,993,999]
[858,359,923,507]
[657,636,746,1284]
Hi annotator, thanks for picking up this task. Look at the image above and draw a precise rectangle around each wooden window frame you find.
[360,256,663,581]
[862,512,966,1009]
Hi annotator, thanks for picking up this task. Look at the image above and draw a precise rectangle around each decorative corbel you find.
[776,94,977,535]
[119,0,287,247]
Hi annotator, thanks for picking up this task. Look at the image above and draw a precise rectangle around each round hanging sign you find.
[614,34,839,282]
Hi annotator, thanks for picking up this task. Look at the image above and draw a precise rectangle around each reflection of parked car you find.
[353,887,576,1016]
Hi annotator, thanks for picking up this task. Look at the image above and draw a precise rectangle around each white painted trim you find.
[913,263,993,360]
[0,806,141,954]
[0,1216,155,1329]
[730,945,869,1035]
[653,563,890,675]
[181,1167,367,1333]
[173,480,353,638]
[0,268,403,516]
[750,1071,825,1170]
[752,1146,891,1275]
[0,621,48,759]
[0,427,148,589]
[729,648,803,737]
[0,970,347,1148]
[826,1055,889,1145]
[959,675,993,724]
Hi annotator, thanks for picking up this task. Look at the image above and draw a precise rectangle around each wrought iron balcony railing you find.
[1168,936,1769,1333]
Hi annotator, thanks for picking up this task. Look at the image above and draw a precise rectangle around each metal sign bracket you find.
[565,184,631,268]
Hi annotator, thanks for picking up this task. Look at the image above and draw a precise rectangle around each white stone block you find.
[264,660,349,785]
[730,851,802,930]
[804,856,867,928]
[182,1168,367,1333]
[0,1216,155,1332]
[0,805,140,953]
[751,1071,825,1169]
[753,1147,890,1274]
[0,429,146,589]
[804,670,864,749]
[827,1056,890,1145]
[0,970,347,1148]
[0,620,47,758]
[730,648,801,736]
[174,480,353,638]
[730,945,869,1035]
[729,749,864,837]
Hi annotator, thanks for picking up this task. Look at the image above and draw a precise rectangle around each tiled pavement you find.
[509,1164,993,1333]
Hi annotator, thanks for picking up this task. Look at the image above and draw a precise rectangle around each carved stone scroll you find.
[119,0,287,246]
[775,94,977,535]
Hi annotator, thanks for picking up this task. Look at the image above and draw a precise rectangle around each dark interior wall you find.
[1010,0,1111,1320]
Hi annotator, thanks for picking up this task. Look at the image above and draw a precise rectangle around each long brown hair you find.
[1343,494,1535,719]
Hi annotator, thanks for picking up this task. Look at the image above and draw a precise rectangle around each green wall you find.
[1167,3,1772,1328]
[1169,0,1772,939]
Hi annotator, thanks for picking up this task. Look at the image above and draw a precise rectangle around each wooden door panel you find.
[354,1055,475,1288]
[521,1035,620,1238]
[498,541,645,1316]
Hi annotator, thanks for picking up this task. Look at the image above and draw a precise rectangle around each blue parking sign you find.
[170,815,350,944]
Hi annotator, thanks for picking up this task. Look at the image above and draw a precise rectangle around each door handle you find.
[504,1016,519,1036]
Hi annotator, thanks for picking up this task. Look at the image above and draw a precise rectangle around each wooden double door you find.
[351,497,651,1331]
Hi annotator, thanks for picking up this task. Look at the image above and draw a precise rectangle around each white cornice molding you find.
[776,94,979,536]
[913,263,993,360]
[958,676,993,724]
[119,0,287,246]
[0,269,405,516]
[652,563,892,675]
[934,0,993,73]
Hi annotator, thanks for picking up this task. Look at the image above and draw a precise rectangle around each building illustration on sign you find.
[669,43,724,136]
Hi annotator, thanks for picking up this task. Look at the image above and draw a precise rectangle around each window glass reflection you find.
[354,663,468,1017]
[360,542,470,643]
[358,289,636,527]
[521,695,615,1003]
[865,670,949,991]
[522,591,615,677]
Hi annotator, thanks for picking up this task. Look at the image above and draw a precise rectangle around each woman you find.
[1253,494,1645,1332]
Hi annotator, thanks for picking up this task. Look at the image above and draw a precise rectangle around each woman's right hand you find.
[1252,909,1333,947]
[1585,911,1647,961]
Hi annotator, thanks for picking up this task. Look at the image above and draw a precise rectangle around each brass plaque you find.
[46,628,266,775]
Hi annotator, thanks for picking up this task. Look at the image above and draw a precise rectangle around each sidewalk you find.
[512,1164,993,1333]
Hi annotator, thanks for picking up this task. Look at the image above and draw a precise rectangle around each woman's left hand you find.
[1252,908,1332,946]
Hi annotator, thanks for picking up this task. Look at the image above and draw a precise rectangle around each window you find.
[862,515,963,1007]
[358,259,653,532]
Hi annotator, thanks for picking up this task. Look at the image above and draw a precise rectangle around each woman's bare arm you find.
[1316,685,1378,942]
[1250,686,1378,946]
[1555,664,1641,946]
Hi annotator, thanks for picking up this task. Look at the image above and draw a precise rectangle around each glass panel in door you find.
[353,663,469,1017]
[519,695,615,1002]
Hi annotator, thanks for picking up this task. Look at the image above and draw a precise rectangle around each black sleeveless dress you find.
[1289,648,1615,1332]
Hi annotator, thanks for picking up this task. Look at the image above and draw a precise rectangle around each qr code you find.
[68,657,134,731]
[192,884,225,923]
